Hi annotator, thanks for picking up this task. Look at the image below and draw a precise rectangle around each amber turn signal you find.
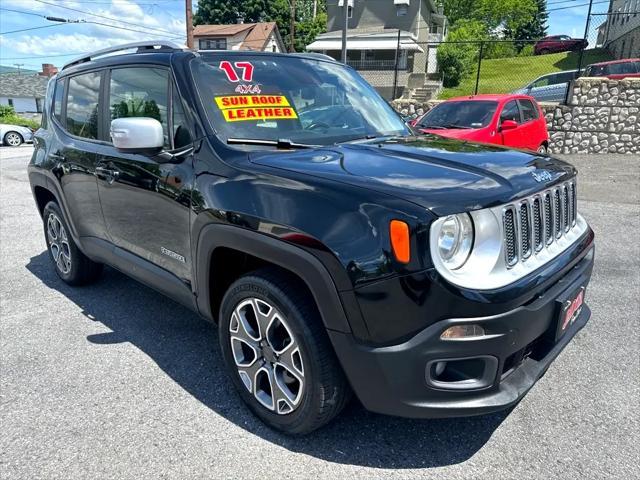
[390,220,410,264]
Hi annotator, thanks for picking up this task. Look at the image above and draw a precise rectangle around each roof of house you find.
[193,22,282,51]
[0,73,48,98]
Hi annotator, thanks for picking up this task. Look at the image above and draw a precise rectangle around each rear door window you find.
[518,99,539,122]
[66,72,101,140]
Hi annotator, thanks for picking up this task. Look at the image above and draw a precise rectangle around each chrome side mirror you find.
[110,117,163,151]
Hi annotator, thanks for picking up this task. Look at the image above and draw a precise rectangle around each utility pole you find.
[185,0,194,49]
[290,0,296,52]
[341,0,349,63]
[313,0,317,19]
[13,64,24,75]
[576,0,594,74]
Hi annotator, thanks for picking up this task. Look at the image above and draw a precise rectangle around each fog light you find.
[440,324,485,340]
[434,361,447,376]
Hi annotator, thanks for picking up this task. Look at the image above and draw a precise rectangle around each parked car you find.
[29,42,594,434]
[534,35,587,55]
[0,123,33,146]
[583,58,640,79]
[513,69,579,103]
[411,94,550,153]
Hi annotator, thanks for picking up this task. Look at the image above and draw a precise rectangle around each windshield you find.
[416,101,498,129]
[191,54,408,146]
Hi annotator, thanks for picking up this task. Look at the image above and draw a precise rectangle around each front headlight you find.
[435,213,474,270]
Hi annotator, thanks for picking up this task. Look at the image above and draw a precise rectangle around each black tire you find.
[219,267,351,435]
[3,131,23,147]
[42,201,103,285]
[537,144,548,154]
[539,48,550,55]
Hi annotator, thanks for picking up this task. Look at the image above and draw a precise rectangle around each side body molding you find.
[194,224,353,334]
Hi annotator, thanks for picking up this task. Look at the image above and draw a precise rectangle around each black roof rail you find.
[291,52,338,62]
[61,41,187,71]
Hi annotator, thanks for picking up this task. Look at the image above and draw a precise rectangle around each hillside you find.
[439,49,614,99]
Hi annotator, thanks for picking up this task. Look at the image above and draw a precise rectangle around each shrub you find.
[483,42,518,59]
[0,112,41,130]
[518,44,535,57]
[0,104,16,117]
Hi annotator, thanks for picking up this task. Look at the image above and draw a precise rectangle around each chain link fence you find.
[336,6,638,104]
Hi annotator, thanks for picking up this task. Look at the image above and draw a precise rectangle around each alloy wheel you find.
[229,298,305,415]
[47,213,72,274]
[5,133,21,146]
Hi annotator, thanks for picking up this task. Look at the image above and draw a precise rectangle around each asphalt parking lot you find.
[1,145,638,479]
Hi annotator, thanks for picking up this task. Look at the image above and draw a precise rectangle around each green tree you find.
[194,0,292,49]
[437,20,488,87]
[504,0,548,50]
[295,12,327,52]
[443,0,536,32]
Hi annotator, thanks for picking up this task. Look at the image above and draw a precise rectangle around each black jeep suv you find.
[29,42,595,434]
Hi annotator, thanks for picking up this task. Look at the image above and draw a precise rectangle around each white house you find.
[0,64,56,114]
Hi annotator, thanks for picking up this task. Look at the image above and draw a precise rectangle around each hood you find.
[249,135,576,216]
[418,128,485,141]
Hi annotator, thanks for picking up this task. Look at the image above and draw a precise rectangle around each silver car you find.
[513,70,579,103]
[0,124,34,147]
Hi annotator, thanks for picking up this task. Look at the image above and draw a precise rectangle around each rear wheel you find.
[538,48,550,55]
[43,201,103,285]
[3,131,23,147]
[537,144,548,154]
[219,268,351,434]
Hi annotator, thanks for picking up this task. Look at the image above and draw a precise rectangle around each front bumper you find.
[330,245,594,418]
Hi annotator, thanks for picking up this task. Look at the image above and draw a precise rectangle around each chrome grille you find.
[554,188,562,238]
[532,197,543,252]
[503,180,578,268]
[519,202,532,259]
[503,207,518,267]
[544,193,553,245]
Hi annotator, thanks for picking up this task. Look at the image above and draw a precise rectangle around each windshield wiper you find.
[443,124,473,129]
[339,134,386,144]
[227,138,318,149]
[418,124,446,130]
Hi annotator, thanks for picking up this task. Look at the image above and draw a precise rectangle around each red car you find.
[583,58,640,79]
[410,94,550,153]
[534,35,587,55]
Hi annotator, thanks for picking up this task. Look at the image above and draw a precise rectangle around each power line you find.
[32,0,180,37]
[1,24,67,35]
[0,7,48,17]
[547,0,609,12]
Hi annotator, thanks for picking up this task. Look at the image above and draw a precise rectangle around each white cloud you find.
[1,0,185,60]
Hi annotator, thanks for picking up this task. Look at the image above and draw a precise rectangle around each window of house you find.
[518,99,538,122]
[7,99,13,107]
[200,38,227,50]
[66,71,101,140]
[36,98,43,113]
[396,4,408,16]
[500,101,520,124]
[109,67,169,147]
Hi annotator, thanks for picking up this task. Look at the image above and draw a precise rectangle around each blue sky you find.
[0,0,606,71]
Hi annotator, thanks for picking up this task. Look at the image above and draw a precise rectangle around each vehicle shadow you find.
[26,251,510,469]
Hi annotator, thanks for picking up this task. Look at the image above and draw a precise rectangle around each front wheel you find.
[219,268,351,434]
[3,131,23,147]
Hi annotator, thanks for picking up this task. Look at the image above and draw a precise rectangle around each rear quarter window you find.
[518,99,539,122]
[65,72,102,140]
